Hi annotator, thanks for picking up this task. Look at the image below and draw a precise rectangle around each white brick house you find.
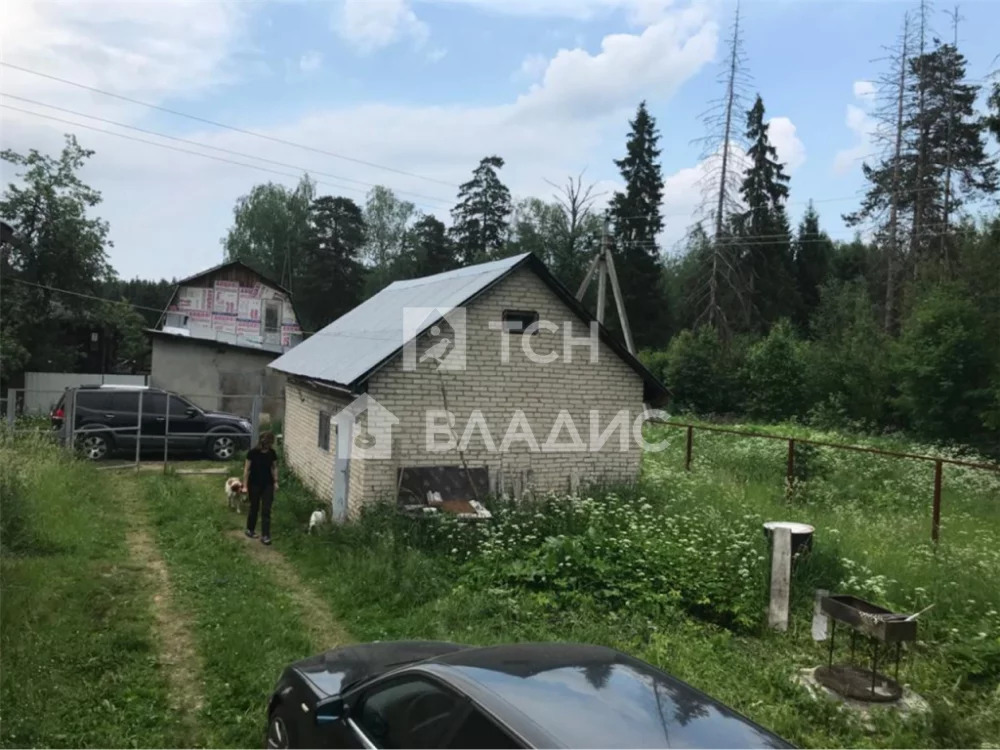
[269,253,668,521]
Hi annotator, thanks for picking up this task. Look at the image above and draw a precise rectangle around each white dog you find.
[225,477,245,512]
[308,509,327,533]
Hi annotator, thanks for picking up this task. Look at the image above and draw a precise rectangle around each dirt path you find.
[228,529,352,651]
[117,477,205,744]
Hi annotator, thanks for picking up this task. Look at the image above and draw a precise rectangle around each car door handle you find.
[104,414,116,419]
[155,417,166,422]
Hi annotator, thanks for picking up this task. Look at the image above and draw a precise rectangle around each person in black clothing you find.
[243,431,278,545]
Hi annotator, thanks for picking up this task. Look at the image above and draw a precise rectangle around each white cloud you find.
[834,83,879,175]
[299,51,323,72]
[516,4,717,118]
[516,53,550,81]
[334,0,430,53]
[1,0,246,109]
[766,116,806,172]
[2,1,719,279]
[852,80,876,101]
[427,0,677,21]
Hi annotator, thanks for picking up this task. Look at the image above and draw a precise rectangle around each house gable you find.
[158,261,302,353]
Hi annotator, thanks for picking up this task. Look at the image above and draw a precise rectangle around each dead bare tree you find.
[909,0,934,267]
[884,12,913,332]
[939,5,961,263]
[546,170,603,249]
[844,10,916,333]
[545,170,605,286]
[691,0,751,334]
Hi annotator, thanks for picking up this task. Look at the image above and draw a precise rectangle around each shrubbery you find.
[646,282,999,450]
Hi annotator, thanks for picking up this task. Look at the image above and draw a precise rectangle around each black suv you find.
[51,385,252,461]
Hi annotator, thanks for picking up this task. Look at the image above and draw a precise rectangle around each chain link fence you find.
[2,386,284,473]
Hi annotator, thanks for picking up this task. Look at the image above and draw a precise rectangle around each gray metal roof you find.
[268,254,531,388]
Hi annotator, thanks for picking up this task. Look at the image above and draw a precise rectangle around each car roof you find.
[77,384,151,390]
[420,643,791,750]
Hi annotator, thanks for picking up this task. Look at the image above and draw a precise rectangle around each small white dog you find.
[225,477,246,512]
[308,508,327,533]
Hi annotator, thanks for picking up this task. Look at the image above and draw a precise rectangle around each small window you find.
[262,300,281,344]
[75,391,115,412]
[110,391,140,413]
[355,677,463,749]
[169,395,193,415]
[142,391,167,414]
[446,709,519,749]
[318,410,331,451]
[502,310,539,335]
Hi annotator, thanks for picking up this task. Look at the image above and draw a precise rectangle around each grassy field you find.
[1,423,998,748]
[0,436,181,747]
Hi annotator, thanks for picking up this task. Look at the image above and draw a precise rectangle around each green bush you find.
[661,327,743,414]
[896,287,995,442]
[805,281,895,429]
[741,320,809,421]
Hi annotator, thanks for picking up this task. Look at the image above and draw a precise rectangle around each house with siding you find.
[268,253,667,522]
[148,260,303,418]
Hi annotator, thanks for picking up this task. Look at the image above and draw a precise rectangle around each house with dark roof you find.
[148,260,303,418]
[269,253,668,522]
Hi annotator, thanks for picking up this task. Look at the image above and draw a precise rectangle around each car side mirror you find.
[315,696,346,725]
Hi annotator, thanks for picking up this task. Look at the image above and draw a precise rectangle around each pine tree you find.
[297,196,366,331]
[609,101,668,348]
[907,41,997,265]
[450,156,512,264]
[410,214,456,277]
[737,95,795,331]
[793,202,834,328]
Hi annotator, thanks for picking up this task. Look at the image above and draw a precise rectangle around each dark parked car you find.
[51,385,252,461]
[266,641,793,749]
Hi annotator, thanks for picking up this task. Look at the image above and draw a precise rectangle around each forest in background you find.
[2,1,998,450]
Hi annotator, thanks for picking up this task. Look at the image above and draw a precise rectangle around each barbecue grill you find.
[817,594,918,702]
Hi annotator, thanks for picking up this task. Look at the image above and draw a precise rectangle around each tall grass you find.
[0,435,179,748]
[141,472,316,748]
[262,423,1000,748]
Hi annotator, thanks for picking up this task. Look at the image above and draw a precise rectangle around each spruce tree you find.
[297,196,366,331]
[987,81,1000,142]
[450,156,512,264]
[737,95,796,331]
[793,202,834,328]
[609,101,668,348]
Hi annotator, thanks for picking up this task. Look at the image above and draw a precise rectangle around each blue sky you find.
[2,0,999,279]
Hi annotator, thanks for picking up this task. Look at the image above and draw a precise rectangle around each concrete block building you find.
[269,253,667,521]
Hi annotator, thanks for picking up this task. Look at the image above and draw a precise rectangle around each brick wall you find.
[359,266,645,508]
[282,381,355,507]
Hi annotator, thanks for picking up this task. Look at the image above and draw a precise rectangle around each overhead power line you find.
[0,61,460,189]
[2,277,399,340]
[1,104,451,212]
[0,93,453,209]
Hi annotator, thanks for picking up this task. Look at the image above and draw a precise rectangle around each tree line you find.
[2,0,998,448]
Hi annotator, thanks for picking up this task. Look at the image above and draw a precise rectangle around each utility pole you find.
[575,218,636,355]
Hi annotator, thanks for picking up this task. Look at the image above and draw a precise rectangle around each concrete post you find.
[768,526,792,632]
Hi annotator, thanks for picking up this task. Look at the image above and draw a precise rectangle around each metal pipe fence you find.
[2,386,284,474]
[660,420,999,544]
